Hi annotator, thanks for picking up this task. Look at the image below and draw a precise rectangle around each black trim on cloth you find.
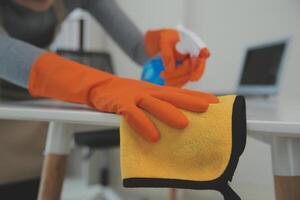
[123,96,246,200]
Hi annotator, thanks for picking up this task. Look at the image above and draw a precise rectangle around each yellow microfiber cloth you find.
[120,95,246,200]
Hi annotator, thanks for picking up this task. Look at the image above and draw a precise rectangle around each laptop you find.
[237,39,289,96]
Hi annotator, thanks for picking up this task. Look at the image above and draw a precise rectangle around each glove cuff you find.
[28,52,115,104]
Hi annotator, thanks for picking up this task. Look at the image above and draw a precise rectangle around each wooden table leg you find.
[271,137,300,200]
[37,122,73,200]
[38,154,67,200]
[169,188,176,200]
[274,176,300,200]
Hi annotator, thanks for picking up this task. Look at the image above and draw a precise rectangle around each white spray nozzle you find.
[175,24,207,57]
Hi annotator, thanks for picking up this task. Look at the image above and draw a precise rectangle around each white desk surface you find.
[0,99,120,127]
[246,98,300,137]
[0,98,300,137]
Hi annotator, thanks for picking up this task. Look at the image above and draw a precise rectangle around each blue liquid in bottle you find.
[141,57,165,85]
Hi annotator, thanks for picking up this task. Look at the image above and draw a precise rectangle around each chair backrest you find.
[56,18,115,75]
[57,50,115,75]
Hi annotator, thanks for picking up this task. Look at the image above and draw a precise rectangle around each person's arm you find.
[81,0,149,65]
[0,33,45,88]
[0,33,218,142]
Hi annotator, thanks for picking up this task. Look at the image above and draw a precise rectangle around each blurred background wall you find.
[51,0,300,199]
[184,0,300,99]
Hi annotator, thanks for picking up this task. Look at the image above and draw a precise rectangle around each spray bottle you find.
[141,25,208,85]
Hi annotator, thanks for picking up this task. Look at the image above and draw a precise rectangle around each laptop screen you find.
[238,40,288,95]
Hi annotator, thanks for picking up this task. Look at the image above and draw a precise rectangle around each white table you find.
[246,98,300,200]
[0,99,120,200]
[0,98,299,200]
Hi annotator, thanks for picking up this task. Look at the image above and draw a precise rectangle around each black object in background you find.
[0,80,33,100]
[239,42,286,86]
[0,178,40,200]
[57,19,114,74]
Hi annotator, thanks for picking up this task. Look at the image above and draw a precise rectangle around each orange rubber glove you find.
[29,52,218,142]
[145,28,210,87]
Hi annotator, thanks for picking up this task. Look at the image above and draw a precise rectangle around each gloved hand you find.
[145,26,209,87]
[29,52,218,142]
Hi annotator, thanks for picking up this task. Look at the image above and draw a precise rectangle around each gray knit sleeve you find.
[0,0,149,90]
[82,0,150,65]
[0,33,45,88]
